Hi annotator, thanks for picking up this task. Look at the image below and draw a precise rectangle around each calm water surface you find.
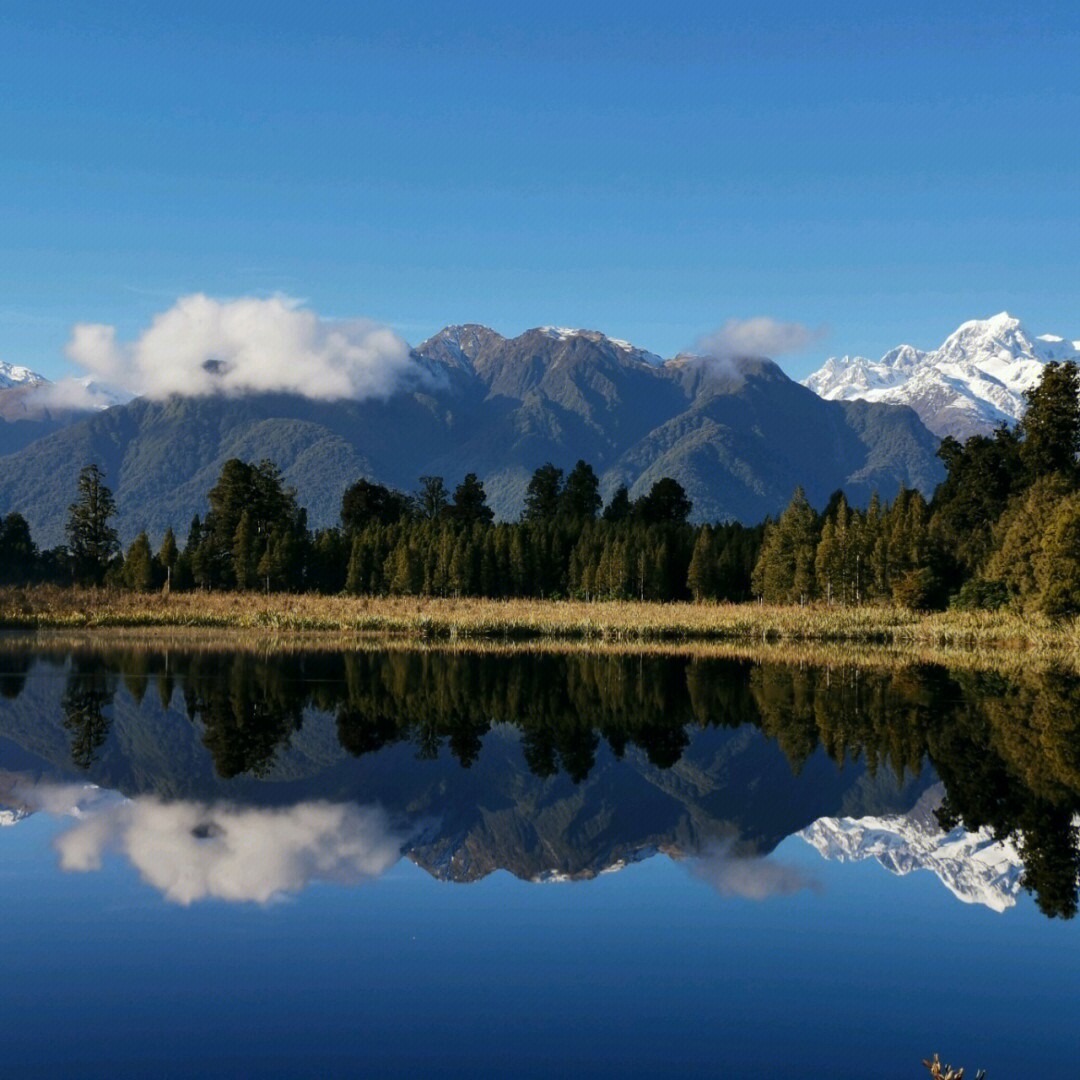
[0,643,1078,1077]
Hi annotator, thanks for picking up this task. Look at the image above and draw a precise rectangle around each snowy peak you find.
[531,326,664,366]
[803,314,1080,440]
[0,360,47,389]
[798,786,1025,912]
[415,324,667,377]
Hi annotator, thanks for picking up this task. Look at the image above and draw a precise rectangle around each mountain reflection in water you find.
[1,646,1078,918]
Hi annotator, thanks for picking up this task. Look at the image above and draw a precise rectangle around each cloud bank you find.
[26,376,132,414]
[49,793,405,905]
[697,317,826,360]
[688,839,820,900]
[65,294,430,403]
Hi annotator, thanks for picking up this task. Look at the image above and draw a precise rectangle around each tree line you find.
[3,358,1079,610]
[752,360,1080,614]
[0,458,763,602]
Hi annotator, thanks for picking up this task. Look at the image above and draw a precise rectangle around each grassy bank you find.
[0,585,1073,652]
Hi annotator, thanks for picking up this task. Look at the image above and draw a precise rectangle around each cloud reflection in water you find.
[688,839,821,900]
[5,776,406,905]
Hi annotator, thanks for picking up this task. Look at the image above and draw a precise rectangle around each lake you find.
[1,641,1078,1077]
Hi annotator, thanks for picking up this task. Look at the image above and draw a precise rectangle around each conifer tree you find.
[158,527,178,587]
[451,474,494,526]
[232,511,256,590]
[1019,360,1080,481]
[602,485,631,522]
[561,460,602,521]
[687,526,717,601]
[66,464,120,585]
[0,513,36,585]
[751,487,818,603]
[123,532,155,592]
[523,463,564,523]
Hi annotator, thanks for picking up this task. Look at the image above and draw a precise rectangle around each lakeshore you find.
[0,585,1074,653]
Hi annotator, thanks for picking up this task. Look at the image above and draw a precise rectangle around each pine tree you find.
[523,463,564,523]
[0,513,37,585]
[561,460,602,521]
[1019,360,1080,481]
[687,526,717,601]
[752,487,818,603]
[66,464,120,584]
[450,473,494,526]
[345,534,368,594]
[157,527,178,588]
[232,511,256,590]
[123,532,155,591]
[602,485,631,523]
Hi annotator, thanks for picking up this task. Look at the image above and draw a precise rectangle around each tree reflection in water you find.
[6,645,1080,918]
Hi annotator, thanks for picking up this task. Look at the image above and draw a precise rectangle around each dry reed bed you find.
[0,586,1075,655]
[3,623,1074,677]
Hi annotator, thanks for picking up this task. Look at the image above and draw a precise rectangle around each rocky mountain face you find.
[804,313,1080,441]
[798,784,1025,912]
[0,324,943,545]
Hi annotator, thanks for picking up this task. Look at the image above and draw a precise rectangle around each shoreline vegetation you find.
[3,586,1078,657]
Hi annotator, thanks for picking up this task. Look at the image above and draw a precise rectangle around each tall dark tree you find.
[0,512,36,584]
[66,464,120,584]
[158,527,178,587]
[523,463,564,523]
[930,425,1023,587]
[196,459,307,589]
[635,478,693,526]
[602,485,632,523]
[341,478,411,531]
[450,473,494,526]
[560,460,602,521]
[1019,360,1080,481]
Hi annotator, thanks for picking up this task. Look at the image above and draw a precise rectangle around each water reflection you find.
[800,784,1025,912]
[1,645,1079,917]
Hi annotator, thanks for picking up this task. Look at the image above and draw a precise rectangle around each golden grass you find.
[0,586,1076,662]
[2,623,1070,678]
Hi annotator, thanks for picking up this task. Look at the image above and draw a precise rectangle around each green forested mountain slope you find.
[0,326,943,544]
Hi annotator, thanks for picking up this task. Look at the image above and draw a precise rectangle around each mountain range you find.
[0,324,942,545]
[804,313,1080,441]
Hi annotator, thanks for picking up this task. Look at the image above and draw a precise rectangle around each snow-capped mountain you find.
[537,326,665,366]
[0,806,31,827]
[0,360,47,389]
[804,313,1080,440]
[797,785,1024,912]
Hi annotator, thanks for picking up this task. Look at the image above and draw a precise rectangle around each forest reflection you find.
[7,646,1080,918]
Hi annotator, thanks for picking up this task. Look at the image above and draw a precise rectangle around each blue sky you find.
[1,0,1077,381]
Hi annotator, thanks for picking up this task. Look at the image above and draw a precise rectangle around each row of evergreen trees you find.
[5,359,1080,610]
[2,458,763,602]
[752,360,1080,614]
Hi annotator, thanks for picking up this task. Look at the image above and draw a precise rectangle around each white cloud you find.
[25,377,132,413]
[688,839,820,900]
[697,317,827,360]
[51,794,405,905]
[64,293,434,403]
